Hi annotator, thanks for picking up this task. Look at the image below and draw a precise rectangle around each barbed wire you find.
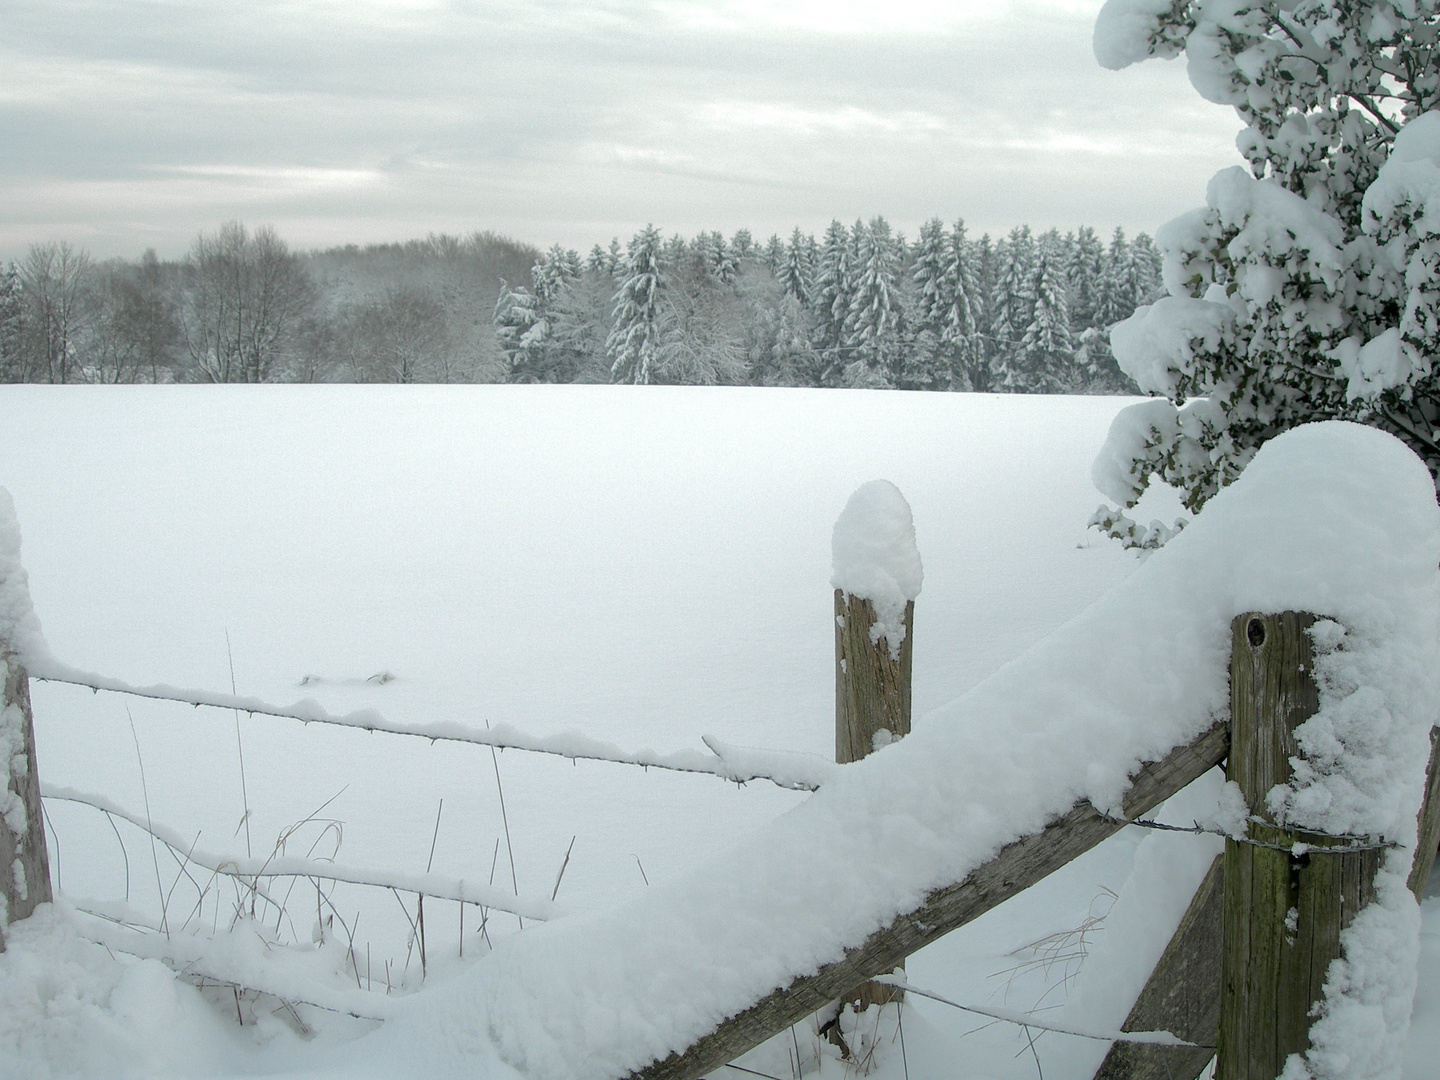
[1100,814,1398,854]
[29,662,830,792]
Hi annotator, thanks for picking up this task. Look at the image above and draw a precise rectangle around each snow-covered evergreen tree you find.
[763,234,786,275]
[1090,0,1440,549]
[533,244,582,305]
[911,218,948,335]
[1016,235,1075,391]
[702,231,738,285]
[941,221,986,391]
[811,220,854,371]
[1067,225,1105,333]
[779,227,813,306]
[1094,226,1133,330]
[1127,232,1163,306]
[0,263,23,381]
[844,216,905,385]
[607,225,665,385]
[731,229,754,264]
[493,282,546,380]
[989,226,1036,389]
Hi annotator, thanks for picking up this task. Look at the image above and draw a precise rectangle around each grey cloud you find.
[0,0,1241,259]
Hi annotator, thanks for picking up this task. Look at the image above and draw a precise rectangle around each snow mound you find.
[377,421,1437,1079]
[831,480,923,658]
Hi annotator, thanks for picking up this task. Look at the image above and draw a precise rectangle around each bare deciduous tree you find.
[20,241,91,383]
[180,221,316,382]
[83,250,179,383]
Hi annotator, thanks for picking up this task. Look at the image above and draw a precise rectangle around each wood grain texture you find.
[834,591,912,765]
[1,658,53,952]
[1092,855,1223,1080]
[625,721,1231,1080]
[1408,726,1440,900]
[1219,613,1378,1080]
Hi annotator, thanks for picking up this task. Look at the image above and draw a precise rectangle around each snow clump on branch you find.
[1088,0,1440,550]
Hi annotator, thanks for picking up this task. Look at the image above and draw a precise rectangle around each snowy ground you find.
[0,385,1434,1079]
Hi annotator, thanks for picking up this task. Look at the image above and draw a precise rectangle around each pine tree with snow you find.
[811,220,854,366]
[493,282,547,381]
[532,245,582,305]
[731,229,754,263]
[1128,232,1163,304]
[763,234,786,275]
[702,231,738,285]
[989,226,1036,390]
[1094,226,1133,330]
[911,218,948,334]
[844,216,905,385]
[607,225,665,385]
[779,227,813,306]
[1091,0,1440,549]
[1067,225,1105,332]
[0,263,22,381]
[940,221,986,391]
[1016,235,1076,391]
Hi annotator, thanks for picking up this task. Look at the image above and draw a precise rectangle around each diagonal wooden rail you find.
[625,720,1232,1080]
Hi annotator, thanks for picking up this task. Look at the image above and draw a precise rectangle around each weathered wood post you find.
[832,480,921,1012]
[1218,612,1380,1080]
[1093,854,1224,1080]
[0,489,53,952]
[1408,726,1440,899]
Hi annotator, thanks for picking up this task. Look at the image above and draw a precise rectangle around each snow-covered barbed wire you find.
[27,659,834,792]
[43,785,560,922]
[1099,813,1401,854]
[67,896,400,1022]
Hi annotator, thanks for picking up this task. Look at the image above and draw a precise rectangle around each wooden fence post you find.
[833,589,913,1012]
[830,479,920,1018]
[1218,612,1380,1080]
[0,491,53,952]
[1407,726,1440,899]
[1092,854,1224,1080]
[835,591,913,766]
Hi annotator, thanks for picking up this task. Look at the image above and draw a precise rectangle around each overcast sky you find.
[0,0,1243,261]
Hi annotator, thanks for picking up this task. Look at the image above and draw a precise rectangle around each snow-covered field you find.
[0,386,1435,1079]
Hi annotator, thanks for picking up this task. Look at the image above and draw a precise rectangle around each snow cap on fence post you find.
[0,488,47,670]
[831,479,923,659]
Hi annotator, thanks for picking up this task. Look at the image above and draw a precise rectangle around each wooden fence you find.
[3,490,1439,1080]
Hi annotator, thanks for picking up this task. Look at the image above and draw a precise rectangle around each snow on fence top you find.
[369,422,1437,1080]
[0,488,46,668]
[830,479,922,658]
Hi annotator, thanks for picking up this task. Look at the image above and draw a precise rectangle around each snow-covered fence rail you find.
[627,721,1233,1080]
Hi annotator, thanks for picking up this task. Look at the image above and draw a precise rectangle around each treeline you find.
[0,218,1162,391]
[496,219,1163,392]
[0,225,539,384]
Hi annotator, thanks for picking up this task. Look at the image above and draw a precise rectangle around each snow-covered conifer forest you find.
[0,219,1163,392]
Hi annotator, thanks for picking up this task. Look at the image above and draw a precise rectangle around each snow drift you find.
[354,421,1437,1079]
